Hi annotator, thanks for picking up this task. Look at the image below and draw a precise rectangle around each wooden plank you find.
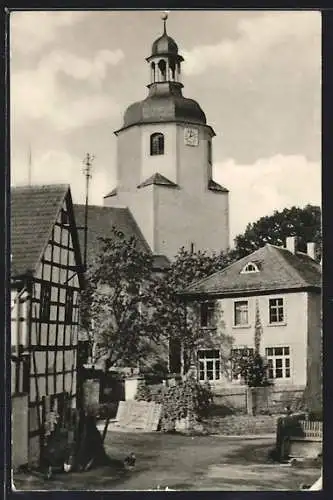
[114,401,162,432]
[31,318,79,326]
[41,258,78,273]
[29,345,77,352]
[33,277,80,292]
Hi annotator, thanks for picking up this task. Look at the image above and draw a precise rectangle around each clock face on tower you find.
[184,127,199,146]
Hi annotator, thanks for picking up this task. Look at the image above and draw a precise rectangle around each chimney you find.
[286,236,297,254]
[307,242,316,260]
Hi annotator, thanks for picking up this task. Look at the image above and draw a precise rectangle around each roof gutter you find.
[114,120,216,137]
[178,285,321,301]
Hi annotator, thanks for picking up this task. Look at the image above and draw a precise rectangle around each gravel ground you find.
[12,432,321,491]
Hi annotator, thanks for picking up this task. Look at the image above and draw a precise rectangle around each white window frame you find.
[269,297,285,324]
[265,346,291,380]
[197,349,221,381]
[240,262,260,274]
[233,300,250,327]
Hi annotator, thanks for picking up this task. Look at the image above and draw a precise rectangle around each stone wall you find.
[213,385,305,415]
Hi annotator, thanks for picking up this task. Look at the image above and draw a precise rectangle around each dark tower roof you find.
[115,14,214,135]
[121,94,207,131]
[151,32,179,56]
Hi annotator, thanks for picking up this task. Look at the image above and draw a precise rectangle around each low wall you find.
[212,384,305,415]
[213,386,247,412]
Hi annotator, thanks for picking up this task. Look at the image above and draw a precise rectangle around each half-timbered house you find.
[11,184,84,468]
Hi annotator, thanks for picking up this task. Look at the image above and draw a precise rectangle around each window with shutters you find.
[40,282,51,322]
[234,300,249,326]
[200,301,215,328]
[65,288,74,324]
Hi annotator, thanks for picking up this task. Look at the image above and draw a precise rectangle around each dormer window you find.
[241,262,260,274]
[150,133,164,156]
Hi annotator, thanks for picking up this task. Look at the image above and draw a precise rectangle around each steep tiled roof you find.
[182,244,321,297]
[137,172,179,189]
[74,204,151,264]
[11,184,69,277]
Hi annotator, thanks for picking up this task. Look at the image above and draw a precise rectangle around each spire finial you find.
[161,11,169,34]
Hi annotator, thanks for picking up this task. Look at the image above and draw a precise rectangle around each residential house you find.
[180,237,321,394]
[11,185,84,468]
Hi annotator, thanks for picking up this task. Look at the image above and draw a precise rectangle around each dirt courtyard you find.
[13,431,321,491]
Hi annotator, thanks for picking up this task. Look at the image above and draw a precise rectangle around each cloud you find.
[11,48,124,131]
[182,11,321,76]
[40,49,124,84]
[214,154,321,244]
[11,149,113,205]
[10,11,88,54]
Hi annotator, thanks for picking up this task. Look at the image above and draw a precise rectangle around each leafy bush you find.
[135,374,213,433]
[135,380,154,402]
[232,352,272,387]
[308,409,323,422]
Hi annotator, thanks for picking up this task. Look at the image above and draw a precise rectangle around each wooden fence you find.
[298,420,323,440]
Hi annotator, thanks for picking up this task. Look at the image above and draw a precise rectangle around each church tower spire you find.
[146,12,184,95]
[104,13,229,259]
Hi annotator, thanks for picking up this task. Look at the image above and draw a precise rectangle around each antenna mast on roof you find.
[82,153,94,271]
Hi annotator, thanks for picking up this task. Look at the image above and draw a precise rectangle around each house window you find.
[65,288,74,324]
[265,346,290,379]
[60,209,69,225]
[200,301,215,328]
[40,282,51,322]
[234,301,249,326]
[241,262,260,274]
[269,298,284,324]
[198,349,220,381]
[231,347,254,380]
[150,133,164,156]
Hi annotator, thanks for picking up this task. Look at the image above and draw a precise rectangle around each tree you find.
[80,228,163,369]
[150,247,236,375]
[81,236,237,374]
[234,205,321,261]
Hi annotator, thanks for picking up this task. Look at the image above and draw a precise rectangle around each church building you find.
[102,16,229,260]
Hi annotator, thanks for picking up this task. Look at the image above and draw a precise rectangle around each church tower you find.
[104,14,229,259]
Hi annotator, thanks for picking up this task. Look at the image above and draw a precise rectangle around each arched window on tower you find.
[150,133,165,156]
[158,59,167,82]
[208,141,212,165]
[169,60,176,81]
[151,62,156,83]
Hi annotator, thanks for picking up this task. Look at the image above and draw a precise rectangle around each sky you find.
[10,10,321,245]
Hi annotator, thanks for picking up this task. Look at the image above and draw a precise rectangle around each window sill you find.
[232,324,252,329]
[267,322,287,327]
